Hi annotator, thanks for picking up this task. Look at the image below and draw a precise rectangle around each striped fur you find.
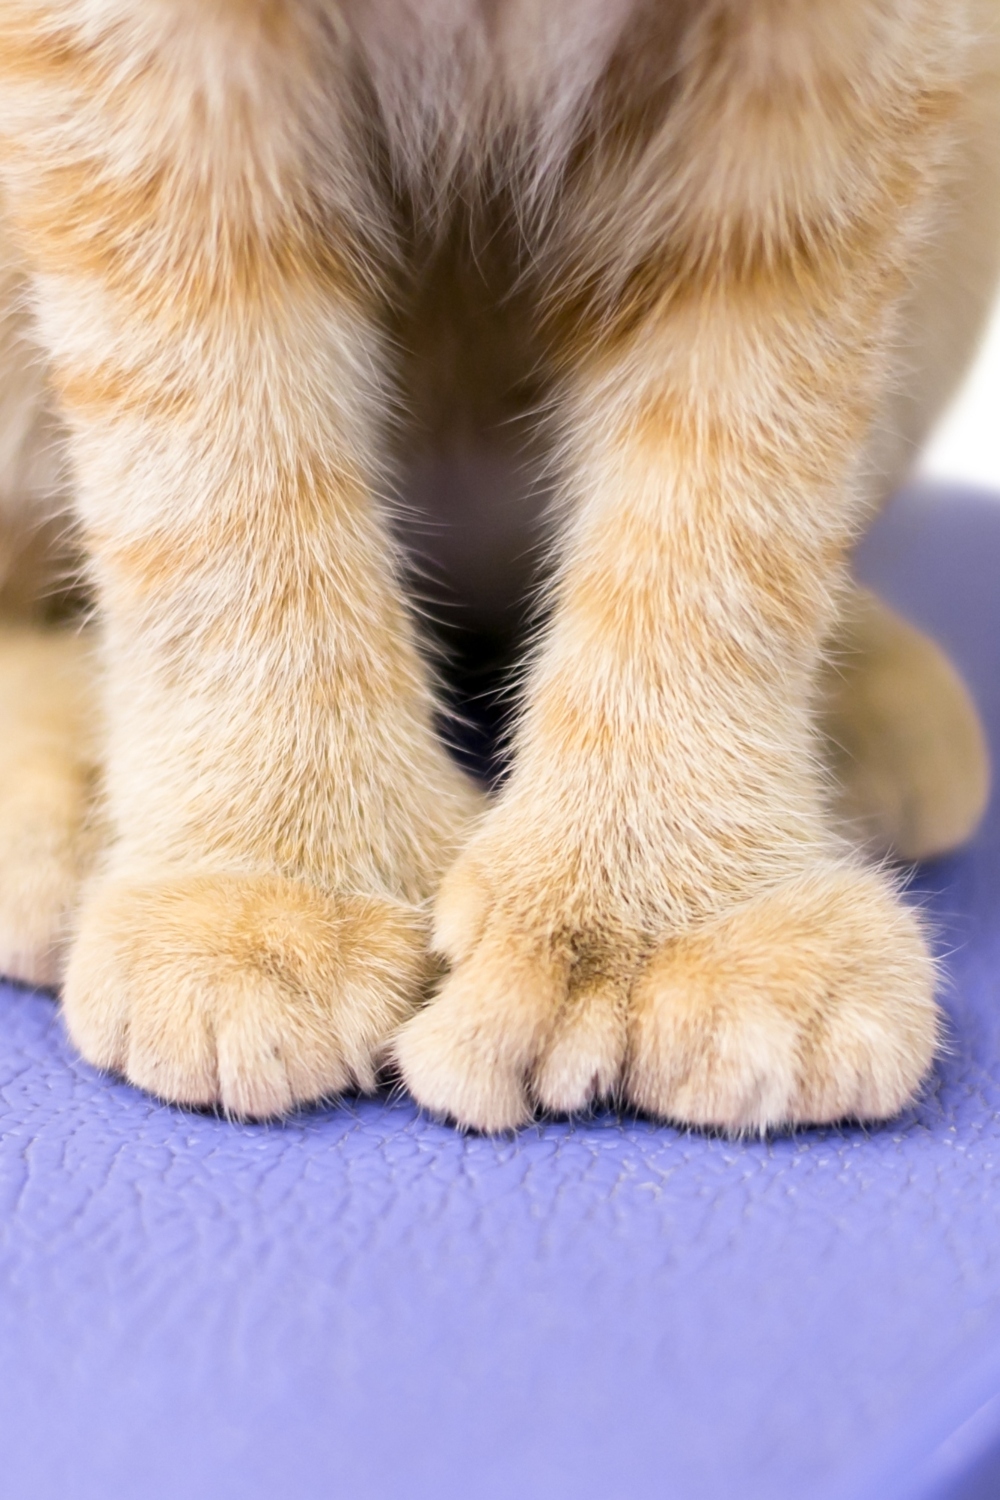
[0,0,996,1127]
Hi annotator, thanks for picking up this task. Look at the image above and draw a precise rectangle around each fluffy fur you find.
[0,0,997,1130]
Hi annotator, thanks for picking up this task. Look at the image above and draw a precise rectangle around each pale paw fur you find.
[0,628,100,988]
[64,872,429,1118]
[395,857,938,1135]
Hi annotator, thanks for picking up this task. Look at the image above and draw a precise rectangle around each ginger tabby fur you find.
[0,0,997,1130]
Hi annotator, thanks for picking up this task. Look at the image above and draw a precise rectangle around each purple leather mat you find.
[2,481,1000,1500]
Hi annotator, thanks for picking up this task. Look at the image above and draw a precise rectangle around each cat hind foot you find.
[0,628,100,988]
[823,589,989,862]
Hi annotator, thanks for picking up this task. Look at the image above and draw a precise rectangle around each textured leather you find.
[1,483,1000,1500]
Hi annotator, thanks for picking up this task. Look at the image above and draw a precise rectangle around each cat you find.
[0,0,997,1131]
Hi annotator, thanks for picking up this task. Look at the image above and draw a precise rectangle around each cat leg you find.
[0,2,479,1115]
[396,1,959,1131]
[821,587,989,861]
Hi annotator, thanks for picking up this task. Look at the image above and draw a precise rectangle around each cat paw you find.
[394,859,938,1134]
[63,872,429,1117]
[625,865,938,1131]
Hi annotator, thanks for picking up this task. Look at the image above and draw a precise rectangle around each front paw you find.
[64,871,428,1117]
[626,865,938,1131]
[394,853,938,1135]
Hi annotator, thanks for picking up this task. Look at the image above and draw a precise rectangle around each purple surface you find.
[2,482,1000,1500]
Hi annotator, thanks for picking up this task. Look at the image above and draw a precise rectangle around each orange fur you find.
[0,0,995,1127]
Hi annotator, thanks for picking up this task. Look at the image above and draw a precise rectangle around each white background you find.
[922,294,1000,491]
